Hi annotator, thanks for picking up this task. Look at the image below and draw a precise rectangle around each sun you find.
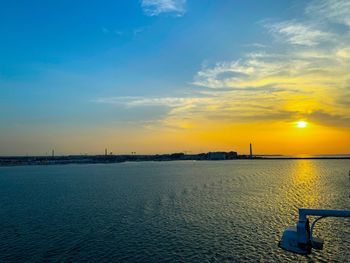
[296,121,308,128]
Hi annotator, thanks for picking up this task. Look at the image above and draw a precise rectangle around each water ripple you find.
[0,160,349,262]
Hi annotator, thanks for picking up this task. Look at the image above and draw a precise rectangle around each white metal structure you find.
[279,208,350,254]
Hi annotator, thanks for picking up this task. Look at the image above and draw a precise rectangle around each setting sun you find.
[296,121,308,128]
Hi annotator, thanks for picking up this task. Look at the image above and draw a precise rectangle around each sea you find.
[0,160,349,262]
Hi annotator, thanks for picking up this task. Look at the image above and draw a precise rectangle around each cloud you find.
[95,89,302,126]
[306,0,350,27]
[192,60,258,89]
[205,110,297,123]
[192,53,322,90]
[141,0,186,16]
[307,110,350,127]
[94,96,202,108]
[266,21,333,46]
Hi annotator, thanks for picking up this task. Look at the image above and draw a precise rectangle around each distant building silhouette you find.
[226,151,238,159]
[250,143,253,159]
[208,152,226,160]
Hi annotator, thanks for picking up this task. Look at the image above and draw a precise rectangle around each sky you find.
[1,0,350,156]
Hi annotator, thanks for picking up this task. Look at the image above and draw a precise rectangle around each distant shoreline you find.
[1,153,350,167]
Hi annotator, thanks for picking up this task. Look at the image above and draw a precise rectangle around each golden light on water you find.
[290,160,319,206]
[296,121,308,129]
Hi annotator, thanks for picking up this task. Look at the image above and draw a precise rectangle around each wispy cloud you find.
[266,21,332,46]
[306,110,350,127]
[94,96,202,108]
[94,89,301,129]
[306,0,350,27]
[141,0,186,17]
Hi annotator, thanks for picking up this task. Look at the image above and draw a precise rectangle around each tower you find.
[105,148,107,156]
[250,143,253,159]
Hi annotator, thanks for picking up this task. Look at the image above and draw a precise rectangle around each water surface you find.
[0,160,349,262]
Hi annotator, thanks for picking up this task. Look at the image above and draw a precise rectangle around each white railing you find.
[279,208,350,254]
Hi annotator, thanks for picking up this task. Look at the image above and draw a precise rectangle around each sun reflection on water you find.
[293,160,316,184]
[289,160,321,208]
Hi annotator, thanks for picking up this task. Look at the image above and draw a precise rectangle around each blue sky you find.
[1,0,350,155]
